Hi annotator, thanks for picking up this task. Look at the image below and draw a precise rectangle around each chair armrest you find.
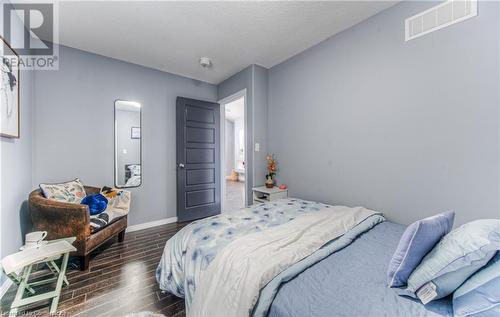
[84,186,101,195]
[29,191,90,242]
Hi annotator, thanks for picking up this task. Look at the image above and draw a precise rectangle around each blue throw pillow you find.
[406,219,500,303]
[387,211,455,288]
[81,194,108,215]
[453,252,500,317]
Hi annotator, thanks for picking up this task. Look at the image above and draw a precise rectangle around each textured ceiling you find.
[53,1,398,84]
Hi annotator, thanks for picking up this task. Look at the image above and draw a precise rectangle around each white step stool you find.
[0,237,76,316]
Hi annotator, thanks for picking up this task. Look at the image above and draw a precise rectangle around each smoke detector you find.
[199,57,212,68]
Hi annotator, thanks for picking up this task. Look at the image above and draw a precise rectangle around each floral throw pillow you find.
[40,178,87,203]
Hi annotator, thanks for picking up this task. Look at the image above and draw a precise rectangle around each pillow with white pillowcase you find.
[453,252,500,317]
[405,219,500,304]
[40,178,86,203]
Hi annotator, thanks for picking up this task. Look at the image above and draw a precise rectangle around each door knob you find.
[178,163,185,168]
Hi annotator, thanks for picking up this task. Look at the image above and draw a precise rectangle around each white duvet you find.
[189,205,380,317]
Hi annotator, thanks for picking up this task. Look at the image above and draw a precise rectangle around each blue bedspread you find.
[268,222,453,317]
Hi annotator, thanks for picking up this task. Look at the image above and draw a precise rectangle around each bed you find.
[156,198,453,317]
[124,164,141,187]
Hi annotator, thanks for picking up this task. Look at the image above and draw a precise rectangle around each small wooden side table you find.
[1,237,76,316]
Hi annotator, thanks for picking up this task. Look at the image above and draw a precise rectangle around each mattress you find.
[268,222,453,317]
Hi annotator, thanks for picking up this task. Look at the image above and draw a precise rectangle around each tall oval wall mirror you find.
[115,100,142,188]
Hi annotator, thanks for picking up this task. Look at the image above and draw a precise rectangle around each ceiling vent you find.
[405,0,477,41]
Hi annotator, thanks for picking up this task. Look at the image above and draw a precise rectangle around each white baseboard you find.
[126,217,178,233]
[0,279,13,300]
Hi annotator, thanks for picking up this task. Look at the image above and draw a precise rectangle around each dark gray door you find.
[176,97,221,222]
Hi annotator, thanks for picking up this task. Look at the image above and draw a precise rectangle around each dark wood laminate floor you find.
[1,222,188,317]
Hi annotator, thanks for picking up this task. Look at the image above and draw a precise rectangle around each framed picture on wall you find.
[131,127,141,139]
[0,36,20,138]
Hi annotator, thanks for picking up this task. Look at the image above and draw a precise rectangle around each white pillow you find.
[40,178,87,203]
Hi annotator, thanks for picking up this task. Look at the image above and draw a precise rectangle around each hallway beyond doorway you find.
[225,180,245,211]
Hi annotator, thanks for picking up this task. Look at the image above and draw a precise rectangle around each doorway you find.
[220,91,247,212]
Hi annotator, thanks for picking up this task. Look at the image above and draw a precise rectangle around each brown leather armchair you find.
[29,186,128,270]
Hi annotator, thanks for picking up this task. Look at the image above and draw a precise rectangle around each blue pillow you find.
[406,219,500,303]
[387,211,455,287]
[453,252,500,317]
[81,194,108,215]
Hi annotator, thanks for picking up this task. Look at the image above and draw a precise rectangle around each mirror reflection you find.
[115,100,142,188]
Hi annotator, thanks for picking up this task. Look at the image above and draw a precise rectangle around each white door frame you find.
[218,89,248,212]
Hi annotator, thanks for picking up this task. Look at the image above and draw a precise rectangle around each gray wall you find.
[218,66,254,204]
[253,66,269,185]
[218,65,269,204]
[33,45,217,226]
[268,0,500,226]
[0,70,33,257]
[0,2,35,287]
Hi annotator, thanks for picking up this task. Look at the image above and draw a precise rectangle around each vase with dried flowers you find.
[265,154,278,188]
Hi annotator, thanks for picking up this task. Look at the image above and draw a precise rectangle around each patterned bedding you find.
[155,198,333,307]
